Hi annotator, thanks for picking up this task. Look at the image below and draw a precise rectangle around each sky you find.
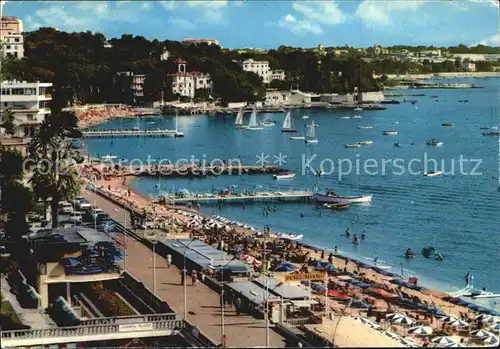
[3,0,500,49]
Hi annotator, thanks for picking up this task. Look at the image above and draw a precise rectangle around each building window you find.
[14,38,20,43]
[3,102,7,107]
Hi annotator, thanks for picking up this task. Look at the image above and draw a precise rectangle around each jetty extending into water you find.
[127,164,281,178]
[162,190,314,205]
[82,129,184,138]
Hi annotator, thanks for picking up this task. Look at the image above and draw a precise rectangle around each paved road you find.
[83,190,287,348]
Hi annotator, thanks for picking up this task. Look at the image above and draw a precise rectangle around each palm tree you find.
[1,109,15,136]
[30,120,58,158]
[30,159,80,228]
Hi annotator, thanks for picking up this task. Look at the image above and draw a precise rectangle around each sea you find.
[84,77,500,309]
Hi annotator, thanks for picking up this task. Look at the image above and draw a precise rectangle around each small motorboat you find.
[101,155,118,160]
[302,115,309,119]
[358,126,373,129]
[357,141,373,145]
[338,116,351,120]
[427,139,443,147]
[289,136,305,140]
[273,172,296,180]
[262,120,276,127]
[483,131,500,136]
[442,122,455,127]
[345,143,361,148]
[352,115,362,119]
[314,193,373,204]
[354,107,363,111]
[323,202,350,210]
[424,170,443,177]
[383,131,398,135]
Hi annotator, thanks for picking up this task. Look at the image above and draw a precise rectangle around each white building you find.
[0,15,24,59]
[182,38,220,47]
[114,72,146,100]
[265,90,291,106]
[241,59,271,84]
[168,58,213,99]
[270,69,286,81]
[0,80,52,138]
[241,59,286,84]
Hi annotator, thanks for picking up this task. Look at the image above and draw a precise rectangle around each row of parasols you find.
[354,313,500,347]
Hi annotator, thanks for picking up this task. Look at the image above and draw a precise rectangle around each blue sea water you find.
[85,78,500,307]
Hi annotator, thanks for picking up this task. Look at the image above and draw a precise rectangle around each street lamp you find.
[219,256,238,348]
[149,231,166,295]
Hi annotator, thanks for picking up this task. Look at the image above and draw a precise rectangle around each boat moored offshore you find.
[383,131,398,135]
[314,193,373,204]
[273,172,296,180]
[424,170,443,177]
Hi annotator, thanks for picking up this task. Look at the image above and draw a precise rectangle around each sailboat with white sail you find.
[246,106,263,130]
[234,108,247,129]
[305,121,318,144]
[281,110,297,133]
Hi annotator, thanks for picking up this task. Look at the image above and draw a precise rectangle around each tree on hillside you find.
[1,109,15,135]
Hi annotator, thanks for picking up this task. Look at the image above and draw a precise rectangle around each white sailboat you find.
[305,121,318,144]
[246,107,263,130]
[234,108,247,128]
[281,110,297,132]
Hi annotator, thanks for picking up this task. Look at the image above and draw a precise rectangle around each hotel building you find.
[168,58,213,99]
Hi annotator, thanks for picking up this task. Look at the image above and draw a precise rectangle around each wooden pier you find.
[163,191,314,205]
[128,164,281,178]
[82,129,184,138]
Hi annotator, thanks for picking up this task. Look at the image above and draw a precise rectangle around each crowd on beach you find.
[80,169,499,348]
[74,105,144,128]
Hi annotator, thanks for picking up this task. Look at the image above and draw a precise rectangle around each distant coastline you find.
[379,71,500,80]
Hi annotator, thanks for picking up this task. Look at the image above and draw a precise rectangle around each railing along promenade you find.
[1,314,183,348]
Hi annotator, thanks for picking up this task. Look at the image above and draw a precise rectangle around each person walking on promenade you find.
[166,254,172,268]
[235,296,242,316]
[200,269,206,282]
[181,268,187,285]
[192,270,198,286]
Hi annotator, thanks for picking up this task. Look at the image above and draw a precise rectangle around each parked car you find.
[58,202,74,214]
[90,207,104,219]
[69,212,83,224]
[97,221,117,233]
[95,212,112,224]
[75,198,91,210]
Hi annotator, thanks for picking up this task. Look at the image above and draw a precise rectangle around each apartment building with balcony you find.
[1,15,24,59]
[0,80,52,137]
[241,59,287,84]
[113,71,146,104]
[167,58,213,99]
[27,227,123,309]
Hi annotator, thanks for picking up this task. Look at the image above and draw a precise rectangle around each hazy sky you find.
[5,0,500,48]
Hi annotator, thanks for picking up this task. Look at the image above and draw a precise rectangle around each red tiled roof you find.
[174,58,187,64]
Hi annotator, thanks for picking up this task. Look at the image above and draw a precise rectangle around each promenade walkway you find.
[83,190,287,348]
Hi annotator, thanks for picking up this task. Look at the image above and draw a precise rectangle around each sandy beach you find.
[77,166,499,347]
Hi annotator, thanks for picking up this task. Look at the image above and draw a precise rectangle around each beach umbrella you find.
[448,319,469,328]
[442,316,459,324]
[445,343,466,348]
[471,329,493,338]
[391,316,415,325]
[431,336,456,345]
[490,323,500,332]
[482,315,500,324]
[353,316,372,325]
[382,331,400,339]
[482,335,499,345]
[408,325,433,335]
[400,338,418,347]
[386,312,405,320]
